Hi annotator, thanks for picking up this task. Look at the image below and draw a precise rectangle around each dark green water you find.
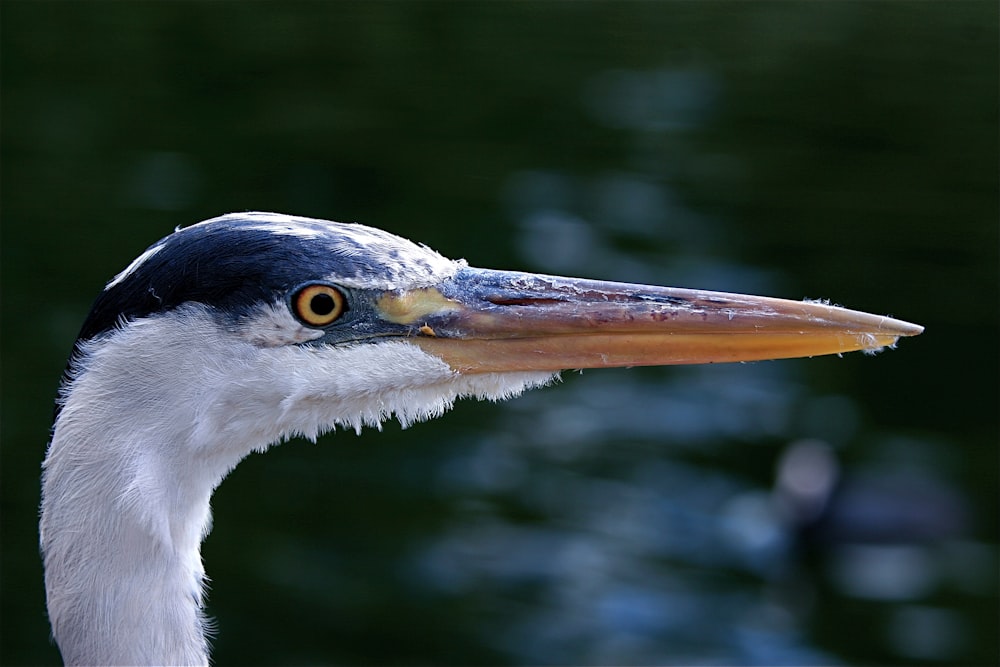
[2,3,996,665]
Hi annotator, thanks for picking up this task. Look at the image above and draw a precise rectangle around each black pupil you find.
[310,292,336,316]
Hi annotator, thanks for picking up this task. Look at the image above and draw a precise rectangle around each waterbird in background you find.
[40,212,922,665]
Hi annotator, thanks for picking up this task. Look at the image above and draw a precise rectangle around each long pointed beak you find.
[376,268,923,374]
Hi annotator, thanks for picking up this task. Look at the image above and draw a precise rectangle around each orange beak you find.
[376,268,923,373]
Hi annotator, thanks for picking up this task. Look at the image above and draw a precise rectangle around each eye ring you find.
[291,283,347,327]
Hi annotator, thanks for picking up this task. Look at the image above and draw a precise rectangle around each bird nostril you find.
[487,297,565,307]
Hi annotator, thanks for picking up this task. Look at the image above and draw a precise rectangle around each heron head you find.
[44,211,923,667]
[70,211,922,445]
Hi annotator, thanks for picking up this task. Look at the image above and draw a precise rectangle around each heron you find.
[40,211,922,666]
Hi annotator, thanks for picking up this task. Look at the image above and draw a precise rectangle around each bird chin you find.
[242,339,559,441]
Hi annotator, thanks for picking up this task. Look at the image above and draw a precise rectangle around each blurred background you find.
[1,2,996,665]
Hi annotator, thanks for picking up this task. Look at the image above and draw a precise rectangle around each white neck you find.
[41,435,215,666]
[40,306,554,665]
[40,319,248,666]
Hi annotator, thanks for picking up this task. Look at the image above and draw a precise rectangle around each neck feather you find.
[40,307,555,665]
[39,313,273,666]
[42,416,217,665]
[41,388,223,664]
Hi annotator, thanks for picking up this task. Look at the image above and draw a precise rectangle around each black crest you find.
[74,213,447,343]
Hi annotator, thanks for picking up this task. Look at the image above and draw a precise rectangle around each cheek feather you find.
[236,304,325,347]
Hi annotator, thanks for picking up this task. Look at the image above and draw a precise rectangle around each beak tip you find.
[854,318,922,355]
[891,319,924,338]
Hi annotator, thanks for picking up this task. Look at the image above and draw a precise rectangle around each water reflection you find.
[3,4,993,665]
[413,361,984,664]
[399,61,986,662]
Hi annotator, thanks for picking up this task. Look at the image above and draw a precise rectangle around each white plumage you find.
[44,303,550,665]
[40,212,921,665]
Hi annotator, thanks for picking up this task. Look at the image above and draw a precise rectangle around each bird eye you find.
[292,283,347,327]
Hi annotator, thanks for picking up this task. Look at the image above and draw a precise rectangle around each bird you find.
[40,211,922,666]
